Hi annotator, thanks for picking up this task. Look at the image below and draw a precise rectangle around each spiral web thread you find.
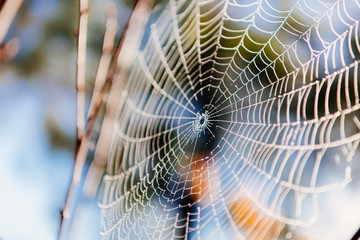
[99,0,360,239]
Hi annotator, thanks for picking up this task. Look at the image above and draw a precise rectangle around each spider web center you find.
[192,111,210,134]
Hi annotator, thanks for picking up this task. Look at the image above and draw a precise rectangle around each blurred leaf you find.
[46,116,74,150]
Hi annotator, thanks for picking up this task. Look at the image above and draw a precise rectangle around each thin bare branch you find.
[76,0,89,142]
[58,0,155,238]
[0,0,23,44]
[83,0,156,199]
[86,3,117,124]
[83,3,118,198]
[58,0,89,238]
[92,0,154,188]
[0,1,6,10]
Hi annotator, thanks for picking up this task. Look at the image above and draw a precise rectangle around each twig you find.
[58,0,89,238]
[351,227,360,240]
[83,3,118,198]
[86,3,117,124]
[81,1,137,198]
[76,0,89,142]
[0,1,6,10]
[83,0,156,198]
[92,0,154,185]
[58,0,155,238]
[0,0,23,44]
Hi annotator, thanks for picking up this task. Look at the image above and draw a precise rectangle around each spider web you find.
[99,0,360,239]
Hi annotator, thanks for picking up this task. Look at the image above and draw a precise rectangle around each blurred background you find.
[0,0,134,239]
[1,0,360,240]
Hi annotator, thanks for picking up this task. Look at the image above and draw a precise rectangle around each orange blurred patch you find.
[229,198,285,240]
[188,153,210,202]
[183,154,305,240]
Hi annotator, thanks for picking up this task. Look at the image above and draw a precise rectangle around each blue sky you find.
[0,81,73,239]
